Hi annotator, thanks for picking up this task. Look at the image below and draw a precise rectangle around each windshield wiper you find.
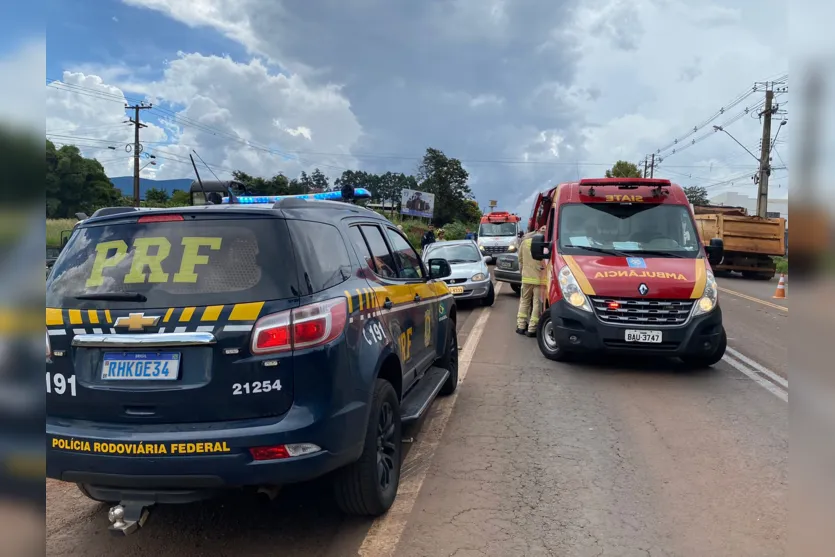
[566,246,632,258]
[75,292,148,302]
[626,250,687,258]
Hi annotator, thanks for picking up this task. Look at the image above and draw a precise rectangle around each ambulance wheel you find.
[511,284,521,296]
[537,312,571,362]
[481,283,495,306]
[438,319,459,396]
[76,483,118,504]
[681,329,727,369]
[333,379,402,516]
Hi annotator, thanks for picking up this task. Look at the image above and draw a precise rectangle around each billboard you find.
[401,189,435,219]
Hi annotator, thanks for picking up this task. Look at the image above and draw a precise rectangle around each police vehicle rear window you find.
[46,217,298,308]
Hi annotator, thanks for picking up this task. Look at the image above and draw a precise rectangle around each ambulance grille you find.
[590,297,694,326]
[482,246,510,255]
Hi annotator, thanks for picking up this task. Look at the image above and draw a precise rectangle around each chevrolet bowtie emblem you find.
[114,313,161,332]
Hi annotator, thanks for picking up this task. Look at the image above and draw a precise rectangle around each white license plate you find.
[498,261,512,269]
[102,352,181,380]
[449,286,465,295]
[624,330,662,343]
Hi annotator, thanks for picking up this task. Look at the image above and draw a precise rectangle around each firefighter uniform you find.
[517,232,547,336]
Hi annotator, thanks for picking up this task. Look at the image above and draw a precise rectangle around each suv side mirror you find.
[530,234,550,261]
[705,237,724,265]
[428,258,452,280]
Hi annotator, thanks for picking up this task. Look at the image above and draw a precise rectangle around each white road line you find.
[358,282,503,557]
[722,354,788,402]
[725,346,788,389]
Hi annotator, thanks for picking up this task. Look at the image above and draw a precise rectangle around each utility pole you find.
[755,89,775,218]
[643,157,648,178]
[649,154,655,178]
[126,102,153,207]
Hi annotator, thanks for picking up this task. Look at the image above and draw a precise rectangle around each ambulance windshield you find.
[479,222,517,237]
[558,203,701,258]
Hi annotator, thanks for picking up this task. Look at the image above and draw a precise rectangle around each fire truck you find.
[477,211,523,263]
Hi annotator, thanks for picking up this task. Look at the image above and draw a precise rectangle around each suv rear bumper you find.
[46,401,368,501]
[550,301,724,357]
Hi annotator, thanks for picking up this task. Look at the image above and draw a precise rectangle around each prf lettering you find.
[51,436,231,455]
[594,270,687,280]
[605,194,643,202]
[86,237,222,288]
[399,327,413,362]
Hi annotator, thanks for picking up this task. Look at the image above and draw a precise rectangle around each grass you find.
[47,219,76,248]
[774,256,788,275]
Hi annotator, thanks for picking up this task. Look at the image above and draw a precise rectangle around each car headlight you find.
[693,268,718,315]
[471,273,487,282]
[478,245,485,251]
[558,265,592,312]
[507,244,516,251]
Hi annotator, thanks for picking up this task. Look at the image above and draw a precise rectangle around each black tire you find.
[742,270,774,281]
[334,379,402,516]
[510,284,521,296]
[536,311,571,362]
[681,329,727,368]
[437,319,459,396]
[76,483,117,504]
[481,283,495,306]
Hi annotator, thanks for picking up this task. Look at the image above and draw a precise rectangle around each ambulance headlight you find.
[558,265,592,313]
[693,269,718,315]
[507,244,516,251]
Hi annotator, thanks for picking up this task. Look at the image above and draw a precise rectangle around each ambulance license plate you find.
[102,352,181,380]
[624,330,662,343]
[449,286,465,295]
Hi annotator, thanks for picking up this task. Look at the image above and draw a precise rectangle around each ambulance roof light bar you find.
[578,178,671,197]
[223,187,373,205]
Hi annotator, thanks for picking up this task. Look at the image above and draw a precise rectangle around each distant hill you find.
[109,176,194,199]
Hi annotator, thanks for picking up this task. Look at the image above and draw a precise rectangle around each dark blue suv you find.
[46,198,458,534]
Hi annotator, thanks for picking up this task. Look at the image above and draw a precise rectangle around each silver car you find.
[423,240,495,306]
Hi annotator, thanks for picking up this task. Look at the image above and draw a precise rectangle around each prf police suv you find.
[46,196,459,534]
[527,178,727,367]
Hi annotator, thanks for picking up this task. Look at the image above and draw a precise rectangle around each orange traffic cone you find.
[772,274,786,299]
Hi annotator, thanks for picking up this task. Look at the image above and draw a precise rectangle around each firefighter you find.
[516,225,547,337]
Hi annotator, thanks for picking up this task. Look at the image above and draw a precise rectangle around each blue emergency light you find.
[222,188,372,204]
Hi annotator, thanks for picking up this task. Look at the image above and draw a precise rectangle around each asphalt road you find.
[46,280,788,556]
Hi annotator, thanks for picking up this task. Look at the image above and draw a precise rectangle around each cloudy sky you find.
[44,0,788,215]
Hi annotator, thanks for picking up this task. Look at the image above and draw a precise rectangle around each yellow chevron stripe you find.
[344,291,354,313]
[201,305,223,321]
[68,309,82,325]
[357,289,364,311]
[163,308,174,323]
[690,259,707,299]
[179,307,196,322]
[87,310,99,324]
[229,301,264,321]
[104,309,112,324]
[563,256,595,295]
[46,308,63,326]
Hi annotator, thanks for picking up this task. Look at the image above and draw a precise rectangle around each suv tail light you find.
[138,214,184,223]
[46,329,51,360]
[251,298,348,355]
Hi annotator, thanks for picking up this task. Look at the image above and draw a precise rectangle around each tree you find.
[298,171,314,192]
[310,168,329,191]
[417,148,473,227]
[145,187,169,205]
[605,160,643,178]
[171,189,191,206]
[45,140,123,218]
[683,186,710,205]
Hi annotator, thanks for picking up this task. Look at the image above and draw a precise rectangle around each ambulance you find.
[476,211,523,263]
[527,178,727,367]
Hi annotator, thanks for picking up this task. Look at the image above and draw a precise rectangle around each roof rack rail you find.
[90,207,141,218]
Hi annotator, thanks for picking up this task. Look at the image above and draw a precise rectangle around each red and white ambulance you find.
[528,178,727,367]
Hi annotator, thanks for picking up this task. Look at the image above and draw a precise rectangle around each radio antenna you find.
[189,154,212,204]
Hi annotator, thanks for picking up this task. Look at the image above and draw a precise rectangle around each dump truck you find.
[692,205,786,279]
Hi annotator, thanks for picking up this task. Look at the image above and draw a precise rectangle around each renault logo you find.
[114,313,160,332]
[638,283,649,296]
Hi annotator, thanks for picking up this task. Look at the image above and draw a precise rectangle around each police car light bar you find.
[223,188,373,204]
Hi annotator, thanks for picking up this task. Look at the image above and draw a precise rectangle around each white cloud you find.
[0,40,46,133]
[49,0,791,207]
